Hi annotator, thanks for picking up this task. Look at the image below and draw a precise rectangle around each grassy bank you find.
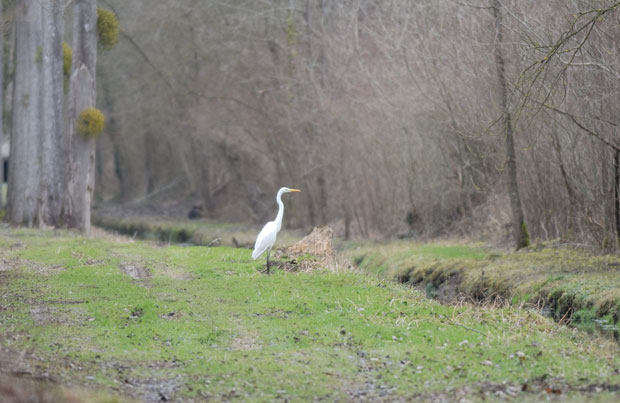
[1,227,620,401]
[92,214,302,247]
[347,241,620,335]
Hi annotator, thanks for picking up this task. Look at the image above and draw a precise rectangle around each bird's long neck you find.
[275,191,285,233]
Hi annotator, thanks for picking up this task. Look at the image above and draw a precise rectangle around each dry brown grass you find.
[279,226,353,272]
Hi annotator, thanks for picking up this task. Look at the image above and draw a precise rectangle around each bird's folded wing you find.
[252,221,277,259]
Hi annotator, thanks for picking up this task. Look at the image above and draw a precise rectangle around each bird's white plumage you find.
[251,187,300,263]
[252,220,277,259]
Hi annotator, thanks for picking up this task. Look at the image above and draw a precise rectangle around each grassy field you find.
[347,240,620,336]
[1,227,620,401]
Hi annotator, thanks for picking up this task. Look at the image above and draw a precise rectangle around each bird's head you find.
[277,187,301,197]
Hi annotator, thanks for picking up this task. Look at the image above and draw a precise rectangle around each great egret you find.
[252,187,301,274]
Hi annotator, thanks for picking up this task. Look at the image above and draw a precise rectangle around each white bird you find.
[252,187,301,274]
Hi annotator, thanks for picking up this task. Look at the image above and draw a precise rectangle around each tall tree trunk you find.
[63,0,97,232]
[492,0,529,249]
[614,149,620,247]
[8,0,42,226]
[38,0,64,226]
[550,128,576,224]
[0,2,4,208]
[98,64,128,201]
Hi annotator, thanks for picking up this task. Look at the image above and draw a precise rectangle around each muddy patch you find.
[70,251,106,267]
[30,305,90,326]
[0,345,70,397]
[119,262,151,282]
[0,258,16,272]
[154,263,195,281]
[0,374,84,403]
[230,333,261,351]
[344,351,400,401]
[1,245,64,275]
[159,311,182,320]
[346,381,399,402]
[25,262,65,275]
[30,306,61,326]
[0,256,64,275]
[0,347,125,402]
[125,377,181,402]
[0,347,41,383]
[114,251,193,281]
[410,378,620,401]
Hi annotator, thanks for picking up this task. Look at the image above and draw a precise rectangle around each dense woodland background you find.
[2,0,620,249]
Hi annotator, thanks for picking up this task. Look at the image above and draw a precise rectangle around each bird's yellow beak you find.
[289,189,301,192]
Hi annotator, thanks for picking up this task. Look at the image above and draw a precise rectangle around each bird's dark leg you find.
[266,250,271,275]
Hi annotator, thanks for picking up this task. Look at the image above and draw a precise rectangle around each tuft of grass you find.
[1,228,620,401]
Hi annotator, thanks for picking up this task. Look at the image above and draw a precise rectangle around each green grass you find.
[91,214,302,247]
[348,241,488,277]
[346,240,620,332]
[1,228,620,401]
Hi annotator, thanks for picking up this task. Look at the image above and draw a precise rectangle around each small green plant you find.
[572,308,595,324]
[286,15,297,49]
[286,15,297,72]
[77,107,105,137]
[97,7,119,50]
[34,46,42,64]
[521,221,531,247]
[62,42,72,78]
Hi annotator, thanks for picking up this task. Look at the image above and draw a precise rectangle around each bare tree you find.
[0,2,4,208]
[492,0,529,248]
[63,0,98,232]
[86,0,620,248]
[8,0,42,226]
[507,1,620,246]
[38,0,64,226]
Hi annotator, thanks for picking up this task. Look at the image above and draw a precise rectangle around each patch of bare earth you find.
[90,226,136,243]
[230,333,262,351]
[29,304,91,326]
[406,378,620,402]
[0,347,52,383]
[0,257,19,273]
[0,257,112,402]
[1,248,65,276]
[0,346,111,403]
[155,262,195,281]
[1,337,177,402]
[119,262,152,283]
[123,377,181,403]
[343,351,400,402]
[112,248,194,282]
[0,374,84,403]
[277,226,352,272]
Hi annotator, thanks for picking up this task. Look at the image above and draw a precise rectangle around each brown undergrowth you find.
[276,226,352,272]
